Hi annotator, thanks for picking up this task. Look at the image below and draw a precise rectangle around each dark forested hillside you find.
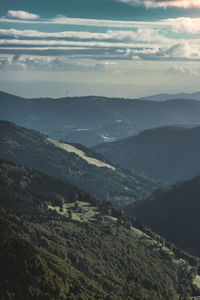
[0,160,200,300]
[1,91,200,146]
[93,126,200,183]
[124,175,200,258]
[0,120,159,206]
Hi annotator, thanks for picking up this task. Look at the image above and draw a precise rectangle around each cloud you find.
[164,42,200,58]
[0,28,169,45]
[117,0,200,8]
[0,55,107,72]
[0,38,160,49]
[167,18,200,34]
[166,65,199,75]
[2,13,200,38]
[0,24,199,63]
[1,41,200,62]
[4,14,196,35]
[7,10,39,20]
[126,41,200,60]
[0,15,169,29]
[0,57,12,69]
[0,48,119,59]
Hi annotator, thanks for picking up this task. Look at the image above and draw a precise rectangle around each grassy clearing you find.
[48,201,100,223]
[47,138,115,170]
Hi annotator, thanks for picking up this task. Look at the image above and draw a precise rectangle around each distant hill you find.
[0,159,200,299]
[0,120,158,206]
[93,126,200,183]
[1,91,200,146]
[139,91,200,102]
[124,174,200,258]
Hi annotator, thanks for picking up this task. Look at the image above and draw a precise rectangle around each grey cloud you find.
[128,42,200,61]
[166,65,199,76]
[0,55,107,72]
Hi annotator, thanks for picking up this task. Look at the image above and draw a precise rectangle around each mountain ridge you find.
[2,91,200,146]
[93,125,200,183]
[2,89,200,102]
[139,91,200,102]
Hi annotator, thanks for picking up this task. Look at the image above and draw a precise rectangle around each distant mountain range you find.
[124,174,200,258]
[93,126,200,183]
[1,91,200,146]
[0,120,159,206]
[139,91,200,102]
[1,159,199,300]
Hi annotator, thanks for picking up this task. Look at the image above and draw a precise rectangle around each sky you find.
[0,0,200,98]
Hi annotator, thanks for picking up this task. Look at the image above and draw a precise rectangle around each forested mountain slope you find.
[0,121,158,206]
[94,126,200,183]
[0,160,200,300]
[124,175,200,257]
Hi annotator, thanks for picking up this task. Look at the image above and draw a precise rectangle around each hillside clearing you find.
[47,138,115,170]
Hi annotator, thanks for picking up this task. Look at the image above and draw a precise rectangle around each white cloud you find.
[0,15,169,29]
[0,28,169,44]
[165,42,200,58]
[166,65,199,75]
[117,0,200,8]
[0,37,166,50]
[0,28,134,40]
[1,38,200,61]
[167,18,200,34]
[7,10,39,20]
